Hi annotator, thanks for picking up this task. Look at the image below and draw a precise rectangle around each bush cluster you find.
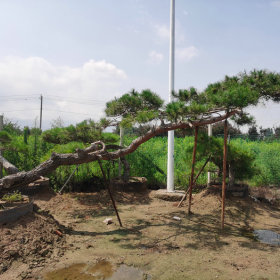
[1,123,279,191]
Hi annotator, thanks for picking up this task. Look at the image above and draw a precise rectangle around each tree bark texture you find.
[0,155,19,175]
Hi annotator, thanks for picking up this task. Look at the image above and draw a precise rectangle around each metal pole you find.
[207,124,212,186]
[221,120,228,229]
[39,95,43,130]
[167,0,175,192]
[0,115,3,178]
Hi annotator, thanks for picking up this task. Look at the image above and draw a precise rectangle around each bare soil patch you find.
[249,186,280,206]
[0,210,66,278]
[0,186,279,280]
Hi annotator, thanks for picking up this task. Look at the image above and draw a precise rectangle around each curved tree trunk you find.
[0,110,238,191]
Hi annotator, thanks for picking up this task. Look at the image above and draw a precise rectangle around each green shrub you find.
[244,140,280,186]
[123,135,261,189]
[0,131,12,144]
[2,191,23,202]
[2,129,280,192]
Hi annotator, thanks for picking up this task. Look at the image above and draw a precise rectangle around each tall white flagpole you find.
[167,0,175,192]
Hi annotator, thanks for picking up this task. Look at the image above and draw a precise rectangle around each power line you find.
[0,95,106,105]
[0,97,40,101]
[0,108,93,116]
[44,97,104,106]
[45,95,106,103]
[0,94,40,98]
[46,94,105,100]
[43,109,93,116]
[0,109,39,113]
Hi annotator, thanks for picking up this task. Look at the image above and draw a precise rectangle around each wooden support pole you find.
[177,155,211,207]
[188,126,199,215]
[221,119,228,229]
[98,160,123,227]
[193,155,211,188]
[58,165,79,195]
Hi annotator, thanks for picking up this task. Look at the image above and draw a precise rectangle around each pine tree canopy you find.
[105,70,280,127]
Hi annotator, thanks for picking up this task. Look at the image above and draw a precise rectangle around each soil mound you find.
[0,209,66,276]
[192,187,222,213]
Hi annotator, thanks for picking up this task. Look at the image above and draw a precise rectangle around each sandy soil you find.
[0,186,279,280]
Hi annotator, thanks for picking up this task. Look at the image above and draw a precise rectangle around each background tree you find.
[274,126,280,138]
[3,118,22,136]
[211,122,242,137]
[51,116,64,129]
[259,127,274,139]
[248,125,259,140]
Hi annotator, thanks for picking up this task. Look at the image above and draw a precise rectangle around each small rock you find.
[20,271,29,279]
[173,216,181,221]
[103,218,113,225]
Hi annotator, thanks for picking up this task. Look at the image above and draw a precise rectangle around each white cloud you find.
[270,1,280,8]
[155,24,170,40]
[0,56,127,128]
[176,46,199,62]
[148,51,164,64]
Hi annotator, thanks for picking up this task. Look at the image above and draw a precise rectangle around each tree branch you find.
[0,155,19,174]
[0,110,239,191]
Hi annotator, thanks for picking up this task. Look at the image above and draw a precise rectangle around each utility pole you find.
[207,124,212,186]
[167,0,175,192]
[39,95,43,130]
[0,115,3,178]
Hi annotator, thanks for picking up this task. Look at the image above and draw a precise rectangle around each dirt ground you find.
[0,185,279,280]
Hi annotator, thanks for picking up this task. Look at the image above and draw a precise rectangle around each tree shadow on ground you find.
[66,196,278,252]
[70,207,118,220]
[225,197,280,232]
[31,189,279,254]
[74,190,152,207]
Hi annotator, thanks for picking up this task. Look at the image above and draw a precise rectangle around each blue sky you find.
[0,0,279,130]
